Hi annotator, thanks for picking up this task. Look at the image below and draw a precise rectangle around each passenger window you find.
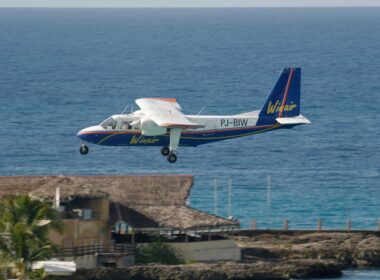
[121,122,133,130]
[121,122,129,130]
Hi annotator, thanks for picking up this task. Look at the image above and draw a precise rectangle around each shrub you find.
[136,240,183,265]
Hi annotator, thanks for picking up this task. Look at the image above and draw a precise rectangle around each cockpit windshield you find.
[100,117,117,129]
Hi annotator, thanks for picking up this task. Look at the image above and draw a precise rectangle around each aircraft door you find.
[200,120,215,137]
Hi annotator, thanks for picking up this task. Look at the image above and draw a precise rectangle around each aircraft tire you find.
[161,147,170,156]
[79,145,89,155]
[167,153,177,163]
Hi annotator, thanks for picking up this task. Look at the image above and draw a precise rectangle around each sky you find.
[1,0,380,8]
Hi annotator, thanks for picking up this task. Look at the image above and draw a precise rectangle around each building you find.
[0,175,240,267]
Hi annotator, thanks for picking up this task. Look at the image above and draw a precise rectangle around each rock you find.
[286,259,343,279]
[234,231,380,268]
[65,260,344,280]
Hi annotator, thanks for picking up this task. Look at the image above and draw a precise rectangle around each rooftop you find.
[0,175,238,231]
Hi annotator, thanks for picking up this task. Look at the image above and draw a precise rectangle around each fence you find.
[249,219,380,231]
[53,244,135,258]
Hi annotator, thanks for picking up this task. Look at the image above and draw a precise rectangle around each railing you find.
[54,244,135,258]
[248,218,380,231]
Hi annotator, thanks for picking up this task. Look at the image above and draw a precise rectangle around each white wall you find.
[170,239,241,262]
[63,256,98,269]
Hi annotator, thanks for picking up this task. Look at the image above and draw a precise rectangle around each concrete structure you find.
[170,239,241,262]
[49,197,110,249]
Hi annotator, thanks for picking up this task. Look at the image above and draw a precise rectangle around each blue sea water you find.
[313,269,380,280]
[0,8,379,279]
[0,7,379,231]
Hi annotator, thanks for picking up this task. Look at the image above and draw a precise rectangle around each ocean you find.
[0,8,379,278]
[317,269,380,280]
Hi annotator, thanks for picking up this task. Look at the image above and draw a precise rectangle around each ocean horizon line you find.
[1,6,380,9]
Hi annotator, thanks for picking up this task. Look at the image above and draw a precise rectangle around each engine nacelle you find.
[140,118,167,136]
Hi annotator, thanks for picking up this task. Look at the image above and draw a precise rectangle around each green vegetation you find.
[0,195,63,280]
[136,240,184,265]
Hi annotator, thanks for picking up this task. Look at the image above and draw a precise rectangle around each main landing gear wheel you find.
[160,147,170,156]
[167,153,177,163]
[79,145,89,155]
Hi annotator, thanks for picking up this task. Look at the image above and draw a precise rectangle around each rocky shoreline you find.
[63,231,380,280]
[71,260,341,280]
[234,231,380,268]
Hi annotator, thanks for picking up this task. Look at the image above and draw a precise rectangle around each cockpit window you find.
[100,117,117,129]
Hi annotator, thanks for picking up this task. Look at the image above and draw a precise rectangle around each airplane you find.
[76,67,310,163]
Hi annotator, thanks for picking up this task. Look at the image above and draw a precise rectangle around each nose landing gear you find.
[79,144,89,155]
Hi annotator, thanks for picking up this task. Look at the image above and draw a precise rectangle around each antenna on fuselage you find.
[121,104,134,115]
[121,104,130,114]
[197,106,206,115]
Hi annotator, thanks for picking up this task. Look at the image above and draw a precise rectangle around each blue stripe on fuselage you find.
[77,125,281,147]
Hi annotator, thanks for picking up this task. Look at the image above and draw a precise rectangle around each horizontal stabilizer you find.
[276,115,311,125]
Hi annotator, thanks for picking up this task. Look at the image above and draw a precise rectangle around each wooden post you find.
[378,220,380,231]
[347,219,352,231]
[185,233,189,243]
[251,219,256,230]
[214,179,218,216]
[283,219,289,231]
[228,178,232,218]
[317,219,322,231]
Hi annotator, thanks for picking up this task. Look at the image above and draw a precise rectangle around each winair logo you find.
[267,100,297,115]
[130,135,159,145]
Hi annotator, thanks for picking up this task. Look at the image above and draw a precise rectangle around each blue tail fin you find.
[257,68,301,125]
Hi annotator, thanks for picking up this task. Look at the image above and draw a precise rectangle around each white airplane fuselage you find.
[76,111,288,147]
[76,67,310,162]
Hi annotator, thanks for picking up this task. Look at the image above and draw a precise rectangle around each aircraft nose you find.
[77,126,95,138]
[76,128,87,140]
[76,125,103,142]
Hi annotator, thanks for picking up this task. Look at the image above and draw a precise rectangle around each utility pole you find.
[228,178,232,218]
[267,175,271,207]
[214,179,218,216]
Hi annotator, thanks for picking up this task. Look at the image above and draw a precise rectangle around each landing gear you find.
[162,146,177,163]
[166,128,181,163]
[160,147,170,156]
[167,153,177,163]
[79,144,89,155]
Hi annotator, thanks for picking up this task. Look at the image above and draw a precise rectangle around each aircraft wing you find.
[135,98,204,129]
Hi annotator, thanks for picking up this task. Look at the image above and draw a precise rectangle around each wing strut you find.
[169,128,181,153]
